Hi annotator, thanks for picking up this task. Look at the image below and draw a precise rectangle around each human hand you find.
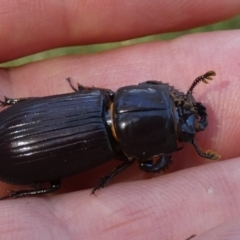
[0,1,240,239]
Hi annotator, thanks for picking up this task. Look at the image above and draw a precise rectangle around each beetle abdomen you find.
[0,91,115,184]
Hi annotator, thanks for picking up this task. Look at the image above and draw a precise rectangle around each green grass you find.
[2,15,240,67]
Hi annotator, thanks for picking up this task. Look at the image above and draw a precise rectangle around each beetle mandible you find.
[0,71,220,199]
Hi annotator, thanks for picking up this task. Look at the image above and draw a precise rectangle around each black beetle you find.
[0,71,220,199]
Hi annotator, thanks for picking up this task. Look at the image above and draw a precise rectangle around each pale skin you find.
[1,1,240,239]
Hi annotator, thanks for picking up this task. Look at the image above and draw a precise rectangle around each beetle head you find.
[174,71,216,143]
[174,94,199,143]
[174,71,220,160]
[175,96,208,143]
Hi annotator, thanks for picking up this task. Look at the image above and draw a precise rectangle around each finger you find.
[0,30,239,197]
[196,216,240,240]
[1,30,239,159]
[1,0,240,62]
[0,157,239,240]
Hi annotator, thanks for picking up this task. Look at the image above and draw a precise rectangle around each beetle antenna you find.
[191,139,220,160]
[187,71,216,95]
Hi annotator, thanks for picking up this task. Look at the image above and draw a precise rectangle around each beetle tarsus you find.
[91,160,135,194]
[139,154,172,173]
[191,139,220,160]
[0,180,61,200]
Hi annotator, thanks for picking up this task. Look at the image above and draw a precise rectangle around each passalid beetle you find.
[0,71,220,199]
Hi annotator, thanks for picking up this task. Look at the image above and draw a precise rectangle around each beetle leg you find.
[66,77,97,92]
[66,77,87,92]
[91,160,135,194]
[139,154,172,173]
[0,96,32,107]
[66,78,115,99]
[0,180,61,200]
[185,234,196,240]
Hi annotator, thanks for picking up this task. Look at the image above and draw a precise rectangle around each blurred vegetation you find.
[2,15,240,67]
